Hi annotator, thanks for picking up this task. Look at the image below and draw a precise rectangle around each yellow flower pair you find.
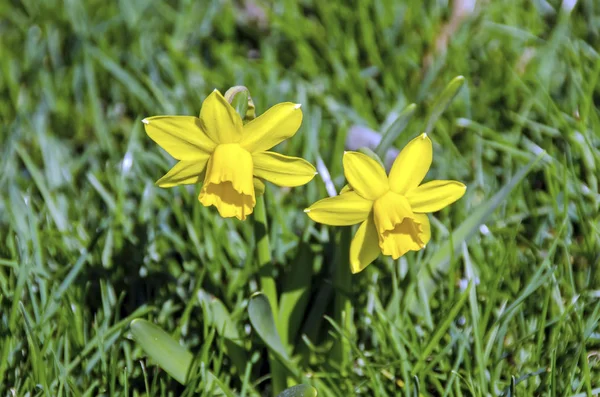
[143,90,466,272]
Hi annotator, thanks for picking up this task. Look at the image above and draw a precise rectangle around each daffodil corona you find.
[305,133,466,273]
[143,89,316,220]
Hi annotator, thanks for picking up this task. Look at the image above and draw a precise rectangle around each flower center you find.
[373,191,425,259]
[373,191,417,234]
[199,143,256,220]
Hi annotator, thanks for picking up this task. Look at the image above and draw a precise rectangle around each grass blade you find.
[412,282,471,375]
[277,384,318,397]
[408,153,544,313]
[424,76,465,134]
[375,103,417,159]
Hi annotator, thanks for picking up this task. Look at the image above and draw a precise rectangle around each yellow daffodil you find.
[305,133,466,273]
[143,89,316,220]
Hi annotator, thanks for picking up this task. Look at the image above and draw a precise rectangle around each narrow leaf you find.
[375,103,417,159]
[197,291,248,374]
[21,302,49,390]
[412,283,471,375]
[277,384,318,397]
[278,244,313,346]
[248,292,289,360]
[424,76,465,134]
[130,319,193,385]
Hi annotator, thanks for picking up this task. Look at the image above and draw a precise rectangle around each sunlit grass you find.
[0,0,598,395]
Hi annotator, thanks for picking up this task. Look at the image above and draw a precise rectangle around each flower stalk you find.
[252,194,288,395]
[254,195,278,316]
[331,227,353,371]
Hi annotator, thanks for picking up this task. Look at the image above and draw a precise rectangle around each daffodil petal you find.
[305,191,372,226]
[199,90,243,144]
[389,133,432,194]
[343,152,389,200]
[199,182,254,220]
[252,151,316,187]
[339,184,353,194]
[406,180,466,213]
[413,213,431,246]
[156,156,210,187]
[350,214,380,274]
[241,102,303,153]
[143,116,216,160]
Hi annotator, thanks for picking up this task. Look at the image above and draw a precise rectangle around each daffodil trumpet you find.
[143,89,316,220]
[306,133,466,273]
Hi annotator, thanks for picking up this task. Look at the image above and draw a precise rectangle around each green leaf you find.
[198,291,241,341]
[130,318,238,396]
[277,384,318,397]
[21,302,49,391]
[375,103,417,159]
[130,319,193,385]
[14,144,68,232]
[424,76,465,134]
[463,243,487,392]
[197,291,248,374]
[278,244,313,347]
[407,153,544,314]
[411,282,471,375]
[497,221,565,324]
[248,292,289,360]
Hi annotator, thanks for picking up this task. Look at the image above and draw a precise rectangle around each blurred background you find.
[0,0,599,395]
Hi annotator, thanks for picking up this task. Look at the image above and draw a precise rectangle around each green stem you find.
[332,227,353,373]
[253,195,286,395]
[254,195,278,316]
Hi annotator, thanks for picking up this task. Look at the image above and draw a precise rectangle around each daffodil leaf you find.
[375,103,417,159]
[130,319,193,385]
[224,85,256,122]
[424,76,465,134]
[278,244,313,346]
[248,292,289,361]
[201,295,240,339]
[407,153,543,315]
[197,290,248,375]
[277,384,318,397]
[130,318,237,396]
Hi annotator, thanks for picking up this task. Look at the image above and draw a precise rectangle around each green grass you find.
[1,0,599,395]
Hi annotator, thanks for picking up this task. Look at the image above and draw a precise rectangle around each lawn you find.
[1,0,599,396]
